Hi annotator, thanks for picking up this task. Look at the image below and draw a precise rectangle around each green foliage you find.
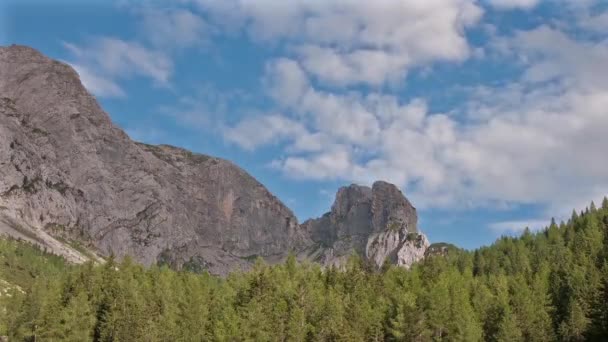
[1,201,608,340]
[388,221,401,232]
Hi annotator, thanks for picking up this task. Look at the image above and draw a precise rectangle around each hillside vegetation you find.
[1,199,608,341]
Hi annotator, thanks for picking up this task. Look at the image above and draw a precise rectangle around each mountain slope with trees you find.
[2,199,608,341]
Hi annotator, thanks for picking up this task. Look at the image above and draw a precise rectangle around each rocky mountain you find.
[0,45,428,275]
[302,181,428,269]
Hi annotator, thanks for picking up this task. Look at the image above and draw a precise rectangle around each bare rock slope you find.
[302,181,428,268]
[0,45,428,274]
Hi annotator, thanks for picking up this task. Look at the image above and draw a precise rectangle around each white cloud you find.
[487,0,540,10]
[98,2,607,220]
[138,7,210,48]
[194,0,483,86]
[63,38,173,97]
[68,63,125,98]
[157,83,255,132]
[489,219,549,234]
[225,24,608,215]
[579,12,608,33]
[223,114,306,150]
[264,58,309,106]
[278,148,357,181]
[83,38,171,84]
[490,191,608,235]
[61,5,214,98]
[509,26,608,90]
[295,45,411,87]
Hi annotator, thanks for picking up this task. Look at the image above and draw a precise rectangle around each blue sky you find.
[2,0,608,249]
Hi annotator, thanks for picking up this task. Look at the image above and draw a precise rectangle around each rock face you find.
[0,45,428,274]
[0,45,309,275]
[302,181,429,269]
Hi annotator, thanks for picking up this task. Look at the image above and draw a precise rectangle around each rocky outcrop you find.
[0,45,428,274]
[302,181,428,269]
[425,242,459,258]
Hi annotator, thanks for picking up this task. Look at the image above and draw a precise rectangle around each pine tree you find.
[9,280,47,341]
[388,298,429,342]
[495,307,523,342]
[590,201,598,213]
[572,210,579,222]
[36,279,69,340]
[58,291,96,341]
[559,300,590,341]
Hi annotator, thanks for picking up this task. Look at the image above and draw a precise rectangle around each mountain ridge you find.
[0,44,428,275]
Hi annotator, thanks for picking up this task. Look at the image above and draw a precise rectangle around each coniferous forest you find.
[1,199,608,341]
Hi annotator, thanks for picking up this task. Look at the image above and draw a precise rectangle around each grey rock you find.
[0,45,428,274]
[395,233,429,269]
[0,45,309,275]
[302,181,428,269]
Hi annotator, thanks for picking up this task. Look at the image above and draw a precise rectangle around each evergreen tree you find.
[495,307,523,342]
[58,291,96,341]
[559,300,590,341]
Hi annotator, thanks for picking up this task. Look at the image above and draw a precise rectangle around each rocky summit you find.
[301,181,428,269]
[0,45,429,275]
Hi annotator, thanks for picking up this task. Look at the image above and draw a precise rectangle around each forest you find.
[1,198,608,341]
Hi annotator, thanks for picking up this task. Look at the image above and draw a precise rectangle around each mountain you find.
[3,200,608,340]
[302,181,428,268]
[0,45,428,275]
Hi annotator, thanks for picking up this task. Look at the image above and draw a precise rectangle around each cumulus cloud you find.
[62,6,209,98]
[264,58,309,106]
[225,24,608,214]
[63,39,173,87]
[193,0,482,86]
[278,148,358,181]
[223,115,306,151]
[578,11,608,33]
[81,1,606,221]
[68,63,125,98]
[508,26,608,90]
[138,7,210,48]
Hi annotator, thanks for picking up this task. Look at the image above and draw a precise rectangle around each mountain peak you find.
[2,44,48,59]
[303,180,427,269]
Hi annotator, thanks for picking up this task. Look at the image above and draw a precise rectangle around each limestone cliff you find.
[302,181,428,269]
[0,45,428,274]
[0,45,309,275]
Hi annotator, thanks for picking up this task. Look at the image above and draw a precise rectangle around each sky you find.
[2,0,608,249]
